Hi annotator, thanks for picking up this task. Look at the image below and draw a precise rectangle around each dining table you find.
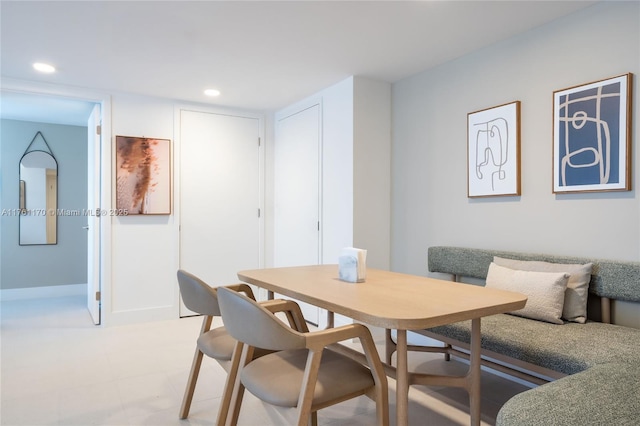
[237,264,527,426]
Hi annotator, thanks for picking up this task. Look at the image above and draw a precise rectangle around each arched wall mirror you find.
[19,132,58,245]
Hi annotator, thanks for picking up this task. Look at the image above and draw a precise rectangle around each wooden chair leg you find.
[361,330,390,426]
[217,341,243,426]
[180,315,213,419]
[223,344,254,426]
[180,347,204,418]
[296,350,323,426]
[309,412,318,426]
[375,384,390,426]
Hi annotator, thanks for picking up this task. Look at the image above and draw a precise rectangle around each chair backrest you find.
[217,286,306,351]
[177,269,221,316]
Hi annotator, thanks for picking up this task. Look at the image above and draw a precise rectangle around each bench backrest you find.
[427,246,640,304]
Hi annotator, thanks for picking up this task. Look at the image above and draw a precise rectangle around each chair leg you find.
[220,343,253,426]
[228,384,246,426]
[180,346,204,419]
[365,370,390,426]
[361,331,390,426]
[218,341,241,426]
[180,315,213,419]
[375,383,390,426]
[296,350,323,426]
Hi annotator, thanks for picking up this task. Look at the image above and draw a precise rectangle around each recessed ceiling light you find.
[33,62,56,73]
[204,89,221,97]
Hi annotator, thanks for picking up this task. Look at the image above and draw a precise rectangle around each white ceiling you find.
[1,1,597,125]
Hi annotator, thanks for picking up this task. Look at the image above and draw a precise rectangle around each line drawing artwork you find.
[467,101,520,198]
[474,117,509,191]
[553,73,631,193]
[558,84,619,187]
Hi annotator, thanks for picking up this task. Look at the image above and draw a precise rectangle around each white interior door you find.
[274,103,321,324]
[179,110,261,316]
[87,104,101,325]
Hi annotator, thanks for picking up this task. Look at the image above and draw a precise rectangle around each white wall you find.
[321,76,392,269]
[319,76,391,269]
[0,83,264,325]
[270,76,390,328]
[105,94,178,323]
[107,94,265,325]
[0,54,371,322]
[353,77,391,269]
[321,78,355,264]
[391,1,640,276]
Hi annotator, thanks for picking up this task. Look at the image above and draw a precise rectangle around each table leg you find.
[326,310,334,329]
[469,318,481,426]
[396,329,408,426]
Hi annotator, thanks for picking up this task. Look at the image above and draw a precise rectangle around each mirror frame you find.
[19,132,59,246]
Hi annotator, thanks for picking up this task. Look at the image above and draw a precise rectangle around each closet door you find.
[274,103,321,324]
[180,110,261,316]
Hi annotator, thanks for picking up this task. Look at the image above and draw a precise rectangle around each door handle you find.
[83,225,90,230]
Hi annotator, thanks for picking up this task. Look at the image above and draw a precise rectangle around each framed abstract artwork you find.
[553,73,632,193]
[115,136,171,214]
[467,101,521,198]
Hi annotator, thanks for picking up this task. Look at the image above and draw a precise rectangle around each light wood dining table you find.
[237,265,527,426]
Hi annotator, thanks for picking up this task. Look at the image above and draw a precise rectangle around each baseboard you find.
[0,283,86,301]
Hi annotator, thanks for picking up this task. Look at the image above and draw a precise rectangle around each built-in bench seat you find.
[496,362,640,426]
[385,246,640,425]
[424,314,640,377]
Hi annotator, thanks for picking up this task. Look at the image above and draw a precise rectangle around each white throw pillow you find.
[493,256,592,323]
[485,262,569,324]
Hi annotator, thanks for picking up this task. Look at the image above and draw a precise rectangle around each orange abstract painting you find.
[116,136,171,214]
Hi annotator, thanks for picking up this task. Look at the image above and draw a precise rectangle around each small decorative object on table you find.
[338,247,367,283]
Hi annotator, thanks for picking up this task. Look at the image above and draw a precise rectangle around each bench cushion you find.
[427,246,640,302]
[496,363,640,426]
[424,314,640,375]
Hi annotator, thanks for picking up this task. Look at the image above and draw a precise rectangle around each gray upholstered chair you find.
[216,286,389,426]
[177,270,257,419]
[177,270,308,421]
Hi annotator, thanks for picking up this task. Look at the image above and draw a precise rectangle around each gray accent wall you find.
[1,119,88,289]
[391,1,640,275]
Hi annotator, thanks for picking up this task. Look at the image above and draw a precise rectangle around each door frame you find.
[174,104,266,311]
[1,78,113,324]
[86,103,101,324]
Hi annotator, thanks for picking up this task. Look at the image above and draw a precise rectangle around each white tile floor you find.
[0,296,530,426]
